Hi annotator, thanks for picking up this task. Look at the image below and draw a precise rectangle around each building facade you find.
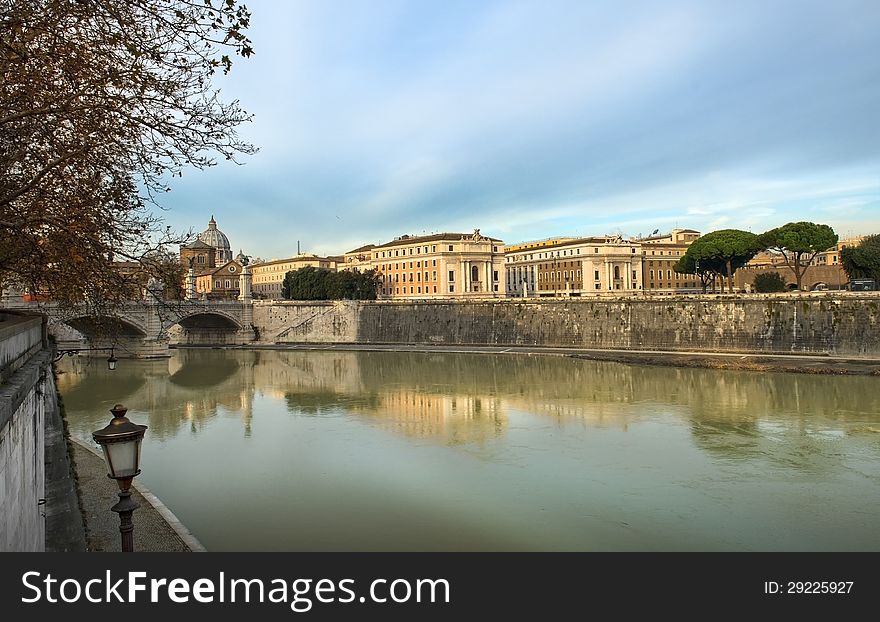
[639,229,701,293]
[194,260,244,300]
[504,236,643,297]
[370,230,505,299]
[251,254,338,299]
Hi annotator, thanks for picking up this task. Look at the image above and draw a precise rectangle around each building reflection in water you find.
[57,348,880,453]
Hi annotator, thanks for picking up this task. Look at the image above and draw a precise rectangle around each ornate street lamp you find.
[92,404,148,552]
[54,347,118,371]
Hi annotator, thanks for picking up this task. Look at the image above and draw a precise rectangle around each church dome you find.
[197,216,232,263]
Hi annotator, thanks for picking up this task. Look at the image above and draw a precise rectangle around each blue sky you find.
[162,0,880,260]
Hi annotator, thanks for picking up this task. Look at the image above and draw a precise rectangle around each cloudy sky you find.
[162,0,880,260]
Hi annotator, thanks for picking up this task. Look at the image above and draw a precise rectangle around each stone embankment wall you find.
[0,313,50,551]
[252,294,880,356]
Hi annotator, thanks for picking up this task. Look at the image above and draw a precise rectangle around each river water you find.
[56,348,880,551]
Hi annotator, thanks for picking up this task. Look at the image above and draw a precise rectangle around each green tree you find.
[680,230,761,293]
[674,252,719,293]
[758,222,838,291]
[753,272,786,293]
[282,268,380,300]
[840,235,880,282]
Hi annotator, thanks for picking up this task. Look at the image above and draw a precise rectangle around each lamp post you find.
[92,404,147,552]
[54,347,118,371]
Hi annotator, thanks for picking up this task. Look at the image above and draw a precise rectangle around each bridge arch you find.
[58,315,148,338]
[169,310,243,331]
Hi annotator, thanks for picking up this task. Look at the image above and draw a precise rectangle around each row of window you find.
[376,244,500,259]
[507,247,639,262]
[380,260,438,270]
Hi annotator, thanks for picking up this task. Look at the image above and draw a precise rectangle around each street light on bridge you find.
[92,404,147,552]
[54,347,118,371]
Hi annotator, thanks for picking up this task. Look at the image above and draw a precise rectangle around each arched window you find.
[471,265,479,283]
[614,265,620,280]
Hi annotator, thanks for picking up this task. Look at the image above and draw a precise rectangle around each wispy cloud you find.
[163,0,880,257]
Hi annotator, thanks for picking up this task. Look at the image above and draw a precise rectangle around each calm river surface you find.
[57,348,880,551]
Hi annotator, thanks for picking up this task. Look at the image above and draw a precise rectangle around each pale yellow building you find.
[504,235,644,297]
[639,228,701,293]
[251,254,338,299]
[369,230,505,299]
[338,244,376,272]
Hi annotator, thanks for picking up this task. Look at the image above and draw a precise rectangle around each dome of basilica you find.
[197,216,232,263]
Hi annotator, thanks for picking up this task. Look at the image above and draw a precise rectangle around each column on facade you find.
[605,259,612,290]
[485,261,491,294]
[625,260,631,290]
[461,261,468,296]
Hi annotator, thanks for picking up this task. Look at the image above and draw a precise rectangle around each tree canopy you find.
[1,0,255,311]
[676,229,760,292]
[840,235,880,283]
[758,222,838,291]
[282,268,381,301]
[673,252,718,293]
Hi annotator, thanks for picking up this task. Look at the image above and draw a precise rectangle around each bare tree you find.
[0,0,256,311]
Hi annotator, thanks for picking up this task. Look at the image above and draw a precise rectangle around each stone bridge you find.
[3,299,255,358]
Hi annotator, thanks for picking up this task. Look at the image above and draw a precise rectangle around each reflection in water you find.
[57,349,880,552]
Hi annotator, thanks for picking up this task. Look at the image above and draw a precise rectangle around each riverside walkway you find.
[67,439,204,552]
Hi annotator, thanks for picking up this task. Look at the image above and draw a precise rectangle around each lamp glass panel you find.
[101,438,141,478]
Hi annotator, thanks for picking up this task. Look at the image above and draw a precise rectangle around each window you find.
[410,261,413,268]
[631,248,636,254]
[493,270,498,281]
[225,279,231,288]
[433,286,437,293]
[594,270,600,280]
[449,284,454,292]
[424,271,428,281]
[409,248,413,255]
[493,246,498,252]
[432,259,436,266]
[614,266,620,280]
[395,250,399,256]
[410,286,414,293]
[432,245,436,252]
[417,247,420,254]
[650,270,654,279]
[594,248,599,253]
[229,265,236,273]
[433,271,437,280]
[667,270,671,280]
[410,273,414,282]
[215,280,221,288]
[449,270,455,281]
[417,272,421,282]
[418,286,421,293]
[633,270,637,280]
[402,273,406,282]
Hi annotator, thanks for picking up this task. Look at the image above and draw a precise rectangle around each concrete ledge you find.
[0,350,51,431]
[70,437,206,552]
